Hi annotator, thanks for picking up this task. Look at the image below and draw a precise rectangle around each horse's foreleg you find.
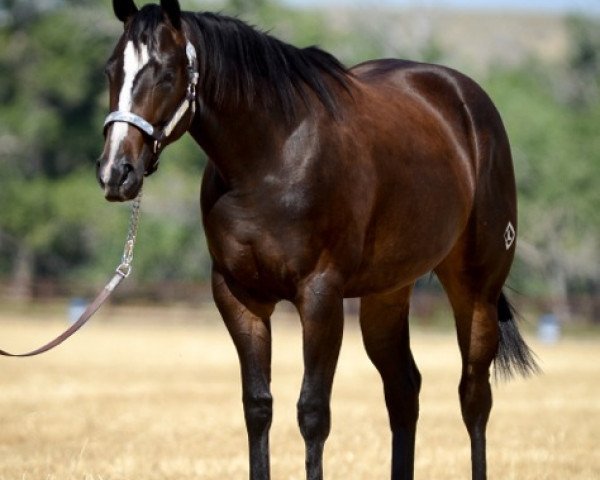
[360,286,420,480]
[295,275,344,480]
[212,269,276,480]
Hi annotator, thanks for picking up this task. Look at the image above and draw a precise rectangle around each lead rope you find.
[0,192,143,357]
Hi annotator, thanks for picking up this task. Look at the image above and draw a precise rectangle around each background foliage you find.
[0,0,598,321]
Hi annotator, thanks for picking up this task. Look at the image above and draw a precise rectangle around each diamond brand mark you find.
[504,222,516,250]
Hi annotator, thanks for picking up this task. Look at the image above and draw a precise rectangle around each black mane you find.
[189,12,351,117]
[126,6,350,119]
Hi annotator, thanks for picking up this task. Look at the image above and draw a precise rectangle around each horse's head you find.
[98,0,197,201]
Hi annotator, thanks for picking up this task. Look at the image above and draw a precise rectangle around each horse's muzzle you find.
[97,158,141,202]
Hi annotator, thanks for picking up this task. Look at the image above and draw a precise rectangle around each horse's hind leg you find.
[435,250,510,480]
[360,285,420,480]
[212,269,276,480]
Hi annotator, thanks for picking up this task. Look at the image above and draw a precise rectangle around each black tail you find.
[494,292,540,380]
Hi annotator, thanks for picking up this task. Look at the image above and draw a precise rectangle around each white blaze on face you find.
[102,41,150,183]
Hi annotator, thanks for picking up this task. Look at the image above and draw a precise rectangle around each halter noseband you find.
[103,41,199,176]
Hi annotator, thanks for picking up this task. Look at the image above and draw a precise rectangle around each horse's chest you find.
[203,199,309,297]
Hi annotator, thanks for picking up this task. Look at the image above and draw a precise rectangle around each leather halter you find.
[103,41,199,176]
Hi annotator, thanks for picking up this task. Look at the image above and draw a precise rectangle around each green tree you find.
[0,1,211,298]
[0,2,116,297]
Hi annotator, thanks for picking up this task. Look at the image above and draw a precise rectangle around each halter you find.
[103,41,199,176]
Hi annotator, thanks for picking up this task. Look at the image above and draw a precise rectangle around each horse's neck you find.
[188,101,296,185]
[183,21,322,185]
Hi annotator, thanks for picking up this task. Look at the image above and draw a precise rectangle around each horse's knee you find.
[243,393,273,436]
[297,395,331,443]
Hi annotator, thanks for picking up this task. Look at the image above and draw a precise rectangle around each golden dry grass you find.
[0,304,598,480]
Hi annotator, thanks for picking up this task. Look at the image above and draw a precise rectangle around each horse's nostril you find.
[120,163,134,186]
[96,161,106,189]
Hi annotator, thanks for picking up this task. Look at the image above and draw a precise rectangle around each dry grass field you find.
[0,303,598,480]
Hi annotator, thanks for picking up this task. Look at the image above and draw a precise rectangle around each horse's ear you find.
[113,0,138,23]
[160,0,182,30]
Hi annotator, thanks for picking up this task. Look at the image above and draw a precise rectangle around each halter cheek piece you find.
[103,41,199,176]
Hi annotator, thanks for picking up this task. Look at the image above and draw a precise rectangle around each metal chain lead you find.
[116,189,142,278]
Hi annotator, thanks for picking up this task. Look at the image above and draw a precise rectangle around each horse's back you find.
[350,58,514,183]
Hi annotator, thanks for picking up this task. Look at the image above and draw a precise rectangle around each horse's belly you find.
[345,250,446,297]
[344,188,470,297]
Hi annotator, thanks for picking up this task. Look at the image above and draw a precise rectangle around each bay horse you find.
[97,1,538,479]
